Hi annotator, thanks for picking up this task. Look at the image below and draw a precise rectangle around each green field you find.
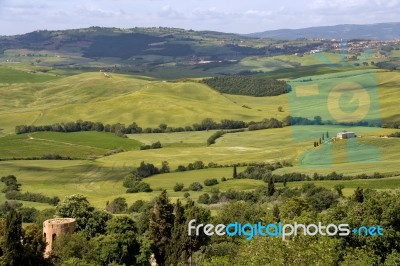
[0,132,141,159]
[0,66,58,84]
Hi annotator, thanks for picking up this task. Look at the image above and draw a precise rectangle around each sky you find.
[0,0,399,35]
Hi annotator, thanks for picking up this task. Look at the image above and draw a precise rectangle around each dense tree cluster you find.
[1,184,399,265]
[201,75,291,97]
[0,208,49,265]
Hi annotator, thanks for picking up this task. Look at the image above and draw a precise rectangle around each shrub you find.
[176,165,187,172]
[204,178,219,186]
[106,197,128,214]
[173,183,184,192]
[198,193,210,204]
[126,182,152,193]
[210,194,220,204]
[128,200,145,213]
[189,182,203,191]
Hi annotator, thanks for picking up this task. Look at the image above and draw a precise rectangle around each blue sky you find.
[0,0,399,35]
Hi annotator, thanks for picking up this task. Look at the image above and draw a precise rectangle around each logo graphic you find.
[188,219,384,241]
[287,42,381,167]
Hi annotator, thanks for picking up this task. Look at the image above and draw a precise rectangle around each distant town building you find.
[43,218,76,257]
[336,131,356,139]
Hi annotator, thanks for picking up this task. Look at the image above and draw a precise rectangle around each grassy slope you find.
[0,66,58,84]
[1,69,400,135]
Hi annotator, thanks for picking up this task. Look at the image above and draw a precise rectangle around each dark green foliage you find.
[248,118,283,131]
[193,160,205,170]
[173,183,184,192]
[56,194,95,231]
[189,182,203,191]
[1,175,21,192]
[176,165,187,172]
[2,208,24,265]
[105,197,127,213]
[272,204,280,222]
[34,208,56,228]
[198,193,210,204]
[204,178,219,186]
[207,130,225,145]
[22,224,49,266]
[237,163,282,180]
[354,187,364,203]
[301,184,339,212]
[233,165,238,178]
[388,132,400,137]
[267,177,276,196]
[84,33,193,59]
[140,141,162,150]
[334,184,345,197]
[133,161,160,179]
[125,181,152,193]
[201,75,290,97]
[84,210,112,239]
[160,161,170,173]
[128,200,146,213]
[51,232,95,265]
[19,207,39,223]
[166,200,211,265]
[149,190,174,266]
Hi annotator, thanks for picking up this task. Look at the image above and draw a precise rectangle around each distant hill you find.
[248,22,400,40]
[0,27,256,59]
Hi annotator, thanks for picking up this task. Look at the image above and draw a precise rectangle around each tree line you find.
[234,163,387,182]
[15,115,396,138]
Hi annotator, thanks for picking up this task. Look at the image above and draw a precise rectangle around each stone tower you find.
[43,218,76,256]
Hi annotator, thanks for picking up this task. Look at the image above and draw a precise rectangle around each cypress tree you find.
[354,187,364,203]
[233,165,238,178]
[272,204,280,223]
[2,208,24,266]
[149,190,174,266]
[267,177,275,196]
[166,200,185,266]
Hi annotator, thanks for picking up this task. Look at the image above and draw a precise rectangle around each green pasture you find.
[126,130,218,146]
[0,132,141,159]
[0,66,58,84]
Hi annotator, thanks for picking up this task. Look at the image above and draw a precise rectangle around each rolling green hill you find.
[1,69,399,135]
